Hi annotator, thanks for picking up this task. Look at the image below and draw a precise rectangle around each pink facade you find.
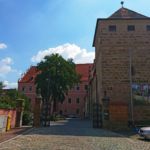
[58,80,88,118]
[58,64,93,118]
[18,82,36,109]
[18,64,93,118]
[18,66,39,111]
[0,109,16,128]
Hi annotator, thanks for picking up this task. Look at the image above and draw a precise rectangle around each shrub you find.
[22,111,33,125]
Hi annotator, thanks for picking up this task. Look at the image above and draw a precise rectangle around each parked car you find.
[138,127,150,140]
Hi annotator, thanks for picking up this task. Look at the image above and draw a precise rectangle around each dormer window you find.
[109,25,116,32]
[128,25,135,31]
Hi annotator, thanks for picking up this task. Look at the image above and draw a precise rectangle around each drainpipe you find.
[129,49,134,125]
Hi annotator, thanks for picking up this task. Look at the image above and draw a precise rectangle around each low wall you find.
[0,109,16,128]
[134,105,150,124]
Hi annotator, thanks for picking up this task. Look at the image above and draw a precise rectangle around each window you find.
[29,86,32,91]
[109,25,116,32]
[84,85,88,90]
[22,86,25,92]
[28,98,31,105]
[76,109,79,114]
[128,25,135,31]
[76,98,80,104]
[59,110,63,115]
[146,25,150,31]
[68,98,71,103]
[76,86,80,90]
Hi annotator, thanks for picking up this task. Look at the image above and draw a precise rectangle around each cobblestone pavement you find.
[0,119,150,150]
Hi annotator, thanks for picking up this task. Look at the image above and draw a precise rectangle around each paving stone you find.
[0,119,149,150]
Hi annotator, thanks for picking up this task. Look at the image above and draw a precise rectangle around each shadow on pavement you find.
[23,118,129,138]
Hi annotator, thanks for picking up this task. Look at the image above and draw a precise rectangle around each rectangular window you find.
[146,25,150,31]
[128,25,135,31]
[76,109,79,114]
[76,86,80,90]
[84,85,88,90]
[29,86,32,91]
[109,25,116,32]
[68,98,71,104]
[76,98,80,104]
[22,86,25,92]
[59,110,63,115]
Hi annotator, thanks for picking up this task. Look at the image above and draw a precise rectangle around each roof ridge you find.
[109,7,149,19]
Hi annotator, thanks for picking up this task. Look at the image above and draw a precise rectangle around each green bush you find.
[22,111,33,125]
[0,102,14,109]
[49,114,65,121]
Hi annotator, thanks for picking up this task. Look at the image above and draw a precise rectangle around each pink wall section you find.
[18,82,36,111]
[0,109,16,128]
[18,64,93,118]
[58,81,88,118]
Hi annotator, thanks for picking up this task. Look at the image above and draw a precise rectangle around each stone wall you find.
[134,105,150,123]
[94,19,150,128]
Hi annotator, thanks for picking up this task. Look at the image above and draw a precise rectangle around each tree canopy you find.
[0,81,4,95]
[0,82,30,111]
[35,54,80,104]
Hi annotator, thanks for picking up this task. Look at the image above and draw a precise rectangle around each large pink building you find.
[18,64,92,118]
[57,64,92,118]
[18,66,39,109]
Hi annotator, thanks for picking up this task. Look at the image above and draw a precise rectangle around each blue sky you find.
[0,0,150,88]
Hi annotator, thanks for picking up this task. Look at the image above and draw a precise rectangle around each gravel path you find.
[0,119,149,150]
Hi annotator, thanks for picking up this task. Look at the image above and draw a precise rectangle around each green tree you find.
[0,81,4,95]
[35,54,80,126]
[0,82,32,125]
[0,88,30,110]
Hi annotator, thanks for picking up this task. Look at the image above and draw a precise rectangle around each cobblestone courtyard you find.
[0,119,150,150]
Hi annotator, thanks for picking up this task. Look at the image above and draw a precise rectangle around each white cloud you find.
[0,43,7,49]
[3,80,17,89]
[0,57,13,74]
[31,43,95,64]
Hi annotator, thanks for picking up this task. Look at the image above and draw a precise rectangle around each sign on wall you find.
[132,83,150,104]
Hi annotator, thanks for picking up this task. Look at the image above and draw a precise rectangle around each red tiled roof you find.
[19,66,39,83]
[19,64,93,83]
[76,64,93,81]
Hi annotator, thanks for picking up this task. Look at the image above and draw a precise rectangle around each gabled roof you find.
[18,64,93,83]
[18,66,39,83]
[93,7,150,47]
[76,64,93,81]
[109,7,148,19]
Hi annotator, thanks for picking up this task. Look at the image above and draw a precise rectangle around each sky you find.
[0,0,150,89]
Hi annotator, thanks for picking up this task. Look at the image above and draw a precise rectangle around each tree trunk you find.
[42,99,51,127]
